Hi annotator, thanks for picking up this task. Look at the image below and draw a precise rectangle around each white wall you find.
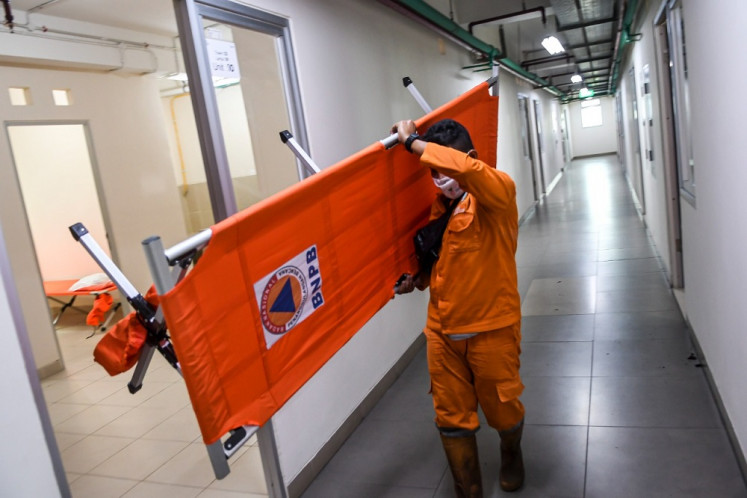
[0,221,66,497]
[567,96,618,158]
[616,0,747,465]
[9,124,110,281]
[678,0,747,452]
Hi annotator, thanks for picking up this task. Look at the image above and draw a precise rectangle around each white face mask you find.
[432,174,464,199]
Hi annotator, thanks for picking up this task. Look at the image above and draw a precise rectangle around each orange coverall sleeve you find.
[420,143,516,214]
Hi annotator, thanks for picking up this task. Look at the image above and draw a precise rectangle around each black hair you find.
[420,119,475,154]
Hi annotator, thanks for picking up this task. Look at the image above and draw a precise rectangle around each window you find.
[581,99,603,127]
[666,0,695,202]
[52,89,72,106]
[8,87,31,106]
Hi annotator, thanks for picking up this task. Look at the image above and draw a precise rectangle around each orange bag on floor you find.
[93,286,160,375]
[93,312,147,375]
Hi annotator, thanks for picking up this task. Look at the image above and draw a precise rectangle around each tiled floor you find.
[300,155,747,497]
[43,311,268,497]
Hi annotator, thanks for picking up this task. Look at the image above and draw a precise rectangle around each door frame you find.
[654,2,685,288]
[518,95,538,201]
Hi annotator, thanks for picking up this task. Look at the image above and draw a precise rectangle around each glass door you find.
[174,0,308,224]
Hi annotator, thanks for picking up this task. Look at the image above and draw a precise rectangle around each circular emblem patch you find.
[260,266,308,335]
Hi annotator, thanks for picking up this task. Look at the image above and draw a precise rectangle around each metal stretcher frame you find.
[69,223,249,479]
[43,279,120,331]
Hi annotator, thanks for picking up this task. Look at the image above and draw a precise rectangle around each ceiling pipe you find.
[556,16,617,32]
[467,6,546,34]
[607,0,643,93]
[521,53,573,69]
[377,0,565,97]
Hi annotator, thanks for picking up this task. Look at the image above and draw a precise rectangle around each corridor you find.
[301,154,747,497]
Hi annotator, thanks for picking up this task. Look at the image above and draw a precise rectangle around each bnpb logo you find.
[254,245,324,349]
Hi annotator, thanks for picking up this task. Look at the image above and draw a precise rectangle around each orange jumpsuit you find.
[420,143,524,433]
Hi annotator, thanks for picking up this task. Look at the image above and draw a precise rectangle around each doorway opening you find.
[6,122,119,360]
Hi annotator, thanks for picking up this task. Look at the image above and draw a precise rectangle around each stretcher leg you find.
[99,301,122,332]
[49,295,80,325]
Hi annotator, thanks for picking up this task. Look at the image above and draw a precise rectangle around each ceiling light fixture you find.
[541,36,565,55]
[571,74,583,83]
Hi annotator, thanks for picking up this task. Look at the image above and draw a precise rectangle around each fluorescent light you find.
[541,36,565,55]
[579,87,594,98]
[571,74,583,83]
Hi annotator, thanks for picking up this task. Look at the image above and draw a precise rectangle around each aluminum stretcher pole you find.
[381,75,499,150]
[403,76,432,113]
[142,230,259,480]
[68,223,180,393]
[279,130,321,175]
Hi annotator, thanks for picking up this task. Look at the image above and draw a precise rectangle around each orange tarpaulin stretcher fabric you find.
[159,82,498,444]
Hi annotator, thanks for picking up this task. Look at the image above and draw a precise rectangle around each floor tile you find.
[592,338,698,377]
[593,310,689,341]
[47,402,89,426]
[146,443,218,488]
[57,378,124,404]
[95,404,182,439]
[61,434,134,473]
[69,474,138,498]
[586,427,746,497]
[522,277,597,316]
[141,405,203,442]
[308,418,446,489]
[521,342,592,377]
[590,375,723,428]
[595,287,678,313]
[41,379,92,403]
[521,314,594,342]
[198,489,267,498]
[522,376,590,426]
[91,439,188,480]
[122,480,202,497]
[54,431,86,452]
[98,380,175,407]
[54,404,132,435]
[596,257,663,276]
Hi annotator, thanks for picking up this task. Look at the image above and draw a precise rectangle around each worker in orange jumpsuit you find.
[393,118,525,496]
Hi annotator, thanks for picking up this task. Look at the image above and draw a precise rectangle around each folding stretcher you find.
[69,75,498,487]
[44,277,121,334]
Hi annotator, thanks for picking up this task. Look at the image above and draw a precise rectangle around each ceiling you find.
[3,0,627,100]
[458,0,622,99]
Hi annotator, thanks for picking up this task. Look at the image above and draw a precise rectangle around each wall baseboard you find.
[287,333,426,497]
[37,359,64,380]
[687,328,747,486]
